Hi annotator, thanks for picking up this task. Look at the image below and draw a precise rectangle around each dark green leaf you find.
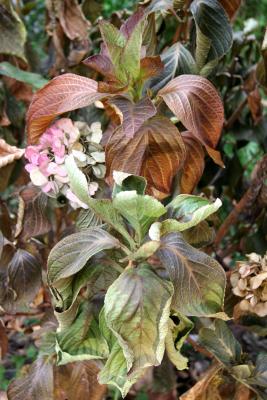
[199,320,242,365]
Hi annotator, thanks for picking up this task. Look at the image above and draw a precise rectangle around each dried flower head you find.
[25,118,105,209]
[230,252,267,317]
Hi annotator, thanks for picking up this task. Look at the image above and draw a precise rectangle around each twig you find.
[215,155,267,247]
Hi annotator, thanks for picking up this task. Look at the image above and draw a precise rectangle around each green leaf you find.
[157,232,226,316]
[65,154,90,206]
[112,171,147,197]
[86,198,136,249]
[127,241,161,261]
[56,302,109,365]
[248,353,267,387]
[104,264,174,371]
[160,195,222,233]
[99,21,127,83]
[113,191,166,244]
[48,227,120,284]
[121,18,144,81]
[199,320,242,366]
[147,43,197,93]
[190,0,233,68]
[99,310,145,397]
[0,62,48,90]
[0,1,27,62]
[76,208,102,231]
[165,313,193,370]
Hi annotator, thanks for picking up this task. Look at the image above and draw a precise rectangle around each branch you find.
[215,154,267,247]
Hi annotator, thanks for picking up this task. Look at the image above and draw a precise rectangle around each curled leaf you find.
[0,139,24,169]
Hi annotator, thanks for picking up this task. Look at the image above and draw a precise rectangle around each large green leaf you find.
[0,1,27,62]
[147,43,197,93]
[48,227,120,284]
[113,191,166,243]
[165,313,193,370]
[104,264,173,371]
[65,154,90,206]
[0,62,48,90]
[56,302,109,365]
[98,310,145,397]
[157,232,226,316]
[190,0,233,68]
[121,18,144,81]
[199,320,242,366]
[160,195,222,233]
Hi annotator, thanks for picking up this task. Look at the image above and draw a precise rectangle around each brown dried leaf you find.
[26,73,104,144]
[106,115,186,199]
[57,0,91,41]
[54,361,107,400]
[180,132,205,194]
[158,75,224,150]
[0,139,24,169]
[219,0,242,20]
[180,366,223,400]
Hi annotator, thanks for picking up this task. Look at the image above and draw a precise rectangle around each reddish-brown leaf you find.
[109,97,157,138]
[219,0,242,20]
[0,139,24,169]
[158,75,224,150]
[140,56,164,80]
[26,73,104,144]
[180,132,205,194]
[106,115,186,199]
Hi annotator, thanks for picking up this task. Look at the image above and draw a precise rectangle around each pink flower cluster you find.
[25,119,90,208]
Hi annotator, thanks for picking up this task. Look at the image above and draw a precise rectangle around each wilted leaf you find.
[158,75,224,150]
[180,365,223,400]
[15,186,51,240]
[256,28,267,88]
[0,139,24,169]
[165,313,193,370]
[190,0,233,67]
[106,115,186,199]
[162,194,221,232]
[180,132,205,193]
[26,73,104,144]
[182,221,215,248]
[219,0,241,20]
[0,62,48,90]
[3,249,42,313]
[109,97,156,138]
[56,302,109,364]
[48,227,120,284]
[113,191,166,243]
[157,232,226,316]
[57,0,91,41]
[54,361,107,400]
[7,356,54,400]
[147,43,197,93]
[104,264,173,371]
[199,320,242,365]
[0,1,27,62]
